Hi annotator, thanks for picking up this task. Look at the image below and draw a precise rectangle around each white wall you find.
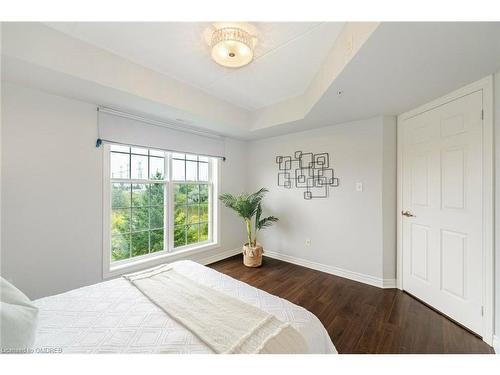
[494,71,500,340]
[2,74,496,338]
[382,116,397,280]
[0,23,3,278]
[0,81,396,300]
[247,116,397,283]
[0,82,246,299]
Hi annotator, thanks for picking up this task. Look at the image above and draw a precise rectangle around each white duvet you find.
[33,260,337,354]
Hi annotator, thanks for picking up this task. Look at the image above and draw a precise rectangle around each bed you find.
[33,260,337,354]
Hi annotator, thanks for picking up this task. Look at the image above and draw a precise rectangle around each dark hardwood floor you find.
[209,255,494,354]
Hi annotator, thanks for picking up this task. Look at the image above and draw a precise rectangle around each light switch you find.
[355,182,363,192]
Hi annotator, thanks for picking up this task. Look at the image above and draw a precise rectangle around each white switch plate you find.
[356,182,363,192]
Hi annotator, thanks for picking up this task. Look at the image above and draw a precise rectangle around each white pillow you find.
[0,277,38,352]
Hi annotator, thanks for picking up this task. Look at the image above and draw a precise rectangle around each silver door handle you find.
[402,210,416,217]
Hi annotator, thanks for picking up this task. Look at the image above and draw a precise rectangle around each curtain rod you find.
[95,138,226,161]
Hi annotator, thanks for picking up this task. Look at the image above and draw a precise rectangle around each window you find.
[105,145,218,269]
[171,153,211,248]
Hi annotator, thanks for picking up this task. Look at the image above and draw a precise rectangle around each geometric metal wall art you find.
[276,151,340,200]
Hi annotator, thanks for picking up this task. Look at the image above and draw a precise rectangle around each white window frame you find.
[102,144,220,278]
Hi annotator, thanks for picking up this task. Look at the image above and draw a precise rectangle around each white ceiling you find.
[44,22,345,110]
[251,22,500,138]
[3,22,500,140]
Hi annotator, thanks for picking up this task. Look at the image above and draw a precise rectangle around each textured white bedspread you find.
[33,260,337,354]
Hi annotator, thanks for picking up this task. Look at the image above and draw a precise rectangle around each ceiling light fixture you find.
[210,27,255,68]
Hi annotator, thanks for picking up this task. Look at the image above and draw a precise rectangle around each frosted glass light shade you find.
[211,27,254,68]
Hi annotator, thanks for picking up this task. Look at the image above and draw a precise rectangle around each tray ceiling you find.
[45,22,345,110]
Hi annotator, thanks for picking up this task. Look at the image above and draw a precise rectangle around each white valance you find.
[97,108,226,159]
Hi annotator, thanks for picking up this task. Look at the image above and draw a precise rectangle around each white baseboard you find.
[200,247,397,289]
[264,250,396,289]
[493,335,500,354]
[382,278,397,288]
[199,247,241,265]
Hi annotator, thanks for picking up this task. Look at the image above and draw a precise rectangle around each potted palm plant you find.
[219,188,278,267]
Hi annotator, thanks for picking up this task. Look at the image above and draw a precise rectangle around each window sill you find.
[103,242,220,279]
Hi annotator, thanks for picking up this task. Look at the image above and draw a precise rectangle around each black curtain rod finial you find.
[96,138,103,148]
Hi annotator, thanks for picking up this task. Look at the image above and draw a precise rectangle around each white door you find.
[401,90,483,335]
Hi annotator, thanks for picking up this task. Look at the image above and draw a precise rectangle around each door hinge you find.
[481,109,484,120]
[481,306,484,316]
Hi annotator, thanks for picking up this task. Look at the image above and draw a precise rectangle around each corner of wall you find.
[219,137,250,250]
[381,116,397,281]
[494,70,500,337]
[0,22,3,276]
